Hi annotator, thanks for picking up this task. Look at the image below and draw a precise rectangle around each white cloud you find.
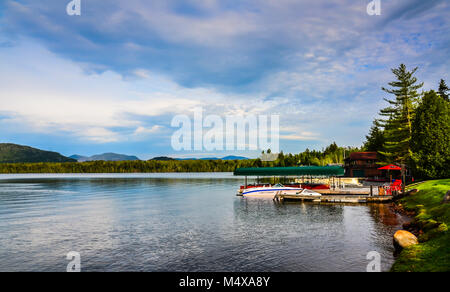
[0,0,448,154]
[0,39,291,145]
[81,127,120,143]
[133,125,163,135]
[0,38,429,150]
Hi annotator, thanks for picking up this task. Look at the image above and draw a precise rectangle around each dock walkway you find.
[273,192,393,204]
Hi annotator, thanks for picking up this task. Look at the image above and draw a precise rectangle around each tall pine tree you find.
[378,64,423,187]
[438,79,449,101]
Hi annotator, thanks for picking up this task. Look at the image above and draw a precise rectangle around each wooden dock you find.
[316,189,371,195]
[273,193,393,204]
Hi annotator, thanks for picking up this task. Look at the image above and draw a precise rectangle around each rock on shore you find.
[442,190,450,204]
[394,230,418,249]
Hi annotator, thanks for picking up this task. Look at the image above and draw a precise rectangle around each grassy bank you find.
[391,179,450,272]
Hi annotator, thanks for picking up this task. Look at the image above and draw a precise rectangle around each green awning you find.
[233,166,344,176]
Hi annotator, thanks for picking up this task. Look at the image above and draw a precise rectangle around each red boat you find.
[239,183,329,190]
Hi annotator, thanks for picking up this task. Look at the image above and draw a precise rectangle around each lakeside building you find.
[344,152,382,178]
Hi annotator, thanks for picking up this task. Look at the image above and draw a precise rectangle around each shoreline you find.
[389,179,450,272]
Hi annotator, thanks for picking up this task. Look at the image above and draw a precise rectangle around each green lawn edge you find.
[391,179,450,272]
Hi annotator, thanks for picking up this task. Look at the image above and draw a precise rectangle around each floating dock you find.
[237,187,394,203]
[273,193,393,204]
[234,166,395,204]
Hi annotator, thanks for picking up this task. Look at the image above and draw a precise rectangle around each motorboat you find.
[240,183,321,198]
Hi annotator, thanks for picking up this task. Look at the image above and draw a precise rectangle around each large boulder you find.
[442,190,450,204]
[394,230,418,249]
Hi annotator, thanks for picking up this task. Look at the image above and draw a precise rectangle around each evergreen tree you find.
[411,91,450,179]
[378,64,423,165]
[377,64,423,190]
[324,142,338,155]
[364,121,385,153]
[277,151,286,166]
[438,79,449,101]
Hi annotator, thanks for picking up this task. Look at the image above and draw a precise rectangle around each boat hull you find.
[240,186,322,198]
[242,187,303,198]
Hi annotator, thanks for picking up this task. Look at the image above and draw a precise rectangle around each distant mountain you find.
[0,143,76,163]
[221,156,249,160]
[151,156,175,161]
[69,154,88,161]
[71,153,140,162]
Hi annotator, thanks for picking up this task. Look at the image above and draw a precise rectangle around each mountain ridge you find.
[70,153,140,162]
[0,143,76,163]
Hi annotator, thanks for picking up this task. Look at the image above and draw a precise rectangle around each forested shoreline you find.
[0,143,359,173]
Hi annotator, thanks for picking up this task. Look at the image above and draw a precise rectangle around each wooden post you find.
[370,185,373,197]
[244,176,247,189]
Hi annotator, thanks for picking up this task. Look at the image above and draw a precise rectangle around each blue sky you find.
[0,0,449,159]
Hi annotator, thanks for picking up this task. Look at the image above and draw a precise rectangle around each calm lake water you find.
[0,173,405,272]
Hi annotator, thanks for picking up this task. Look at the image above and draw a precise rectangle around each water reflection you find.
[0,175,403,272]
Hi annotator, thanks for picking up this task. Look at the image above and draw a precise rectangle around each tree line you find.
[0,143,360,174]
[364,64,449,179]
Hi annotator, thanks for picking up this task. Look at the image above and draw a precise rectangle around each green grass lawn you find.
[391,179,450,272]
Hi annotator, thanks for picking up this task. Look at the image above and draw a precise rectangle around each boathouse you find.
[233,166,393,199]
[234,166,345,187]
[344,152,381,178]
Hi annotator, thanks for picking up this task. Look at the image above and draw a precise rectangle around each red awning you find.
[378,164,402,170]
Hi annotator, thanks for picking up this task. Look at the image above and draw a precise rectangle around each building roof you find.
[233,166,344,176]
[346,152,378,161]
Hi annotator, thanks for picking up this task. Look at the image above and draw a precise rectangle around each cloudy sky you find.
[0,0,448,159]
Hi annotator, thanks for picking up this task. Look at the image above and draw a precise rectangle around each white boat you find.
[241,183,321,198]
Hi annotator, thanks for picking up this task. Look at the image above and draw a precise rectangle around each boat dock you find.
[273,193,393,204]
[234,166,395,204]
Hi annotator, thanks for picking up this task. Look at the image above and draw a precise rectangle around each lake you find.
[0,173,405,272]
